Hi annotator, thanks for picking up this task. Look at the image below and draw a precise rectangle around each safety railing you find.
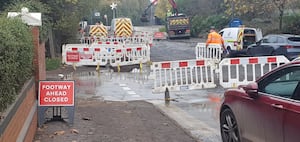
[62,43,150,67]
[219,56,290,88]
[151,59,217,93]
[195,43,223,62]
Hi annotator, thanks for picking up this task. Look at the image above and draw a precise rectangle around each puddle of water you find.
[62,69,152,98]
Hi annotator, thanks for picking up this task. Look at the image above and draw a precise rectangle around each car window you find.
[268,36,277,43]
[259,66,300,98]
[288,37,300,44]
[219,31,224,36]
[277,37,285,43]
[244,29,255,34]
[262,38,269,43]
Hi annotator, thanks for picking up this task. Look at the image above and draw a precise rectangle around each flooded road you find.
[66,68,224,142]
[53,38,225,141]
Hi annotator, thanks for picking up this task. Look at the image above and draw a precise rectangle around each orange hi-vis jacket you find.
[206,31,225,48]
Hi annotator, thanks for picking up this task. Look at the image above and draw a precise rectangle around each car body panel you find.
[220,61,300,142]
[284,101,300,142]
[247,34,300,60]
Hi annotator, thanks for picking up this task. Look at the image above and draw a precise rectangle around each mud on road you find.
[34,66,198,142]
[34,98,197,142]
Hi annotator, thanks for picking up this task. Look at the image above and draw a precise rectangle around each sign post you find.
[38,81,75,127]
[110,3,117,19]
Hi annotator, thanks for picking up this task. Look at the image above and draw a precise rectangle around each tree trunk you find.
[279,12,283,31]
[48,29,56,58]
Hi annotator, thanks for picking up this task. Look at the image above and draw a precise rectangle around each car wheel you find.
[220,108,240,142]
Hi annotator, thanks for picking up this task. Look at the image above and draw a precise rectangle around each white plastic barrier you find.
[219,56,290,88]
[152,59,217,93]
[62,43,150,67]
[195,43,222,62]
[80,33,153,46]
[62,44,90,65]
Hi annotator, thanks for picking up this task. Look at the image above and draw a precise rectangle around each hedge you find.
[0,16,33,112]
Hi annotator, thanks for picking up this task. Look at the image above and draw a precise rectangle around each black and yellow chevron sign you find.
[115,19,132,37]
[89,25,108,37]
[169,18,189,26]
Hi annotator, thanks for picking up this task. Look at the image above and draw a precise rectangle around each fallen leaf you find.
[163,123,169,126]
[124,110,132,114]
[70,129,79,134]
[82,117,91,121]
[54,130,65,135]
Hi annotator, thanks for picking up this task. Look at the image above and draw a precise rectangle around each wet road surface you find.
[67,69,224,142]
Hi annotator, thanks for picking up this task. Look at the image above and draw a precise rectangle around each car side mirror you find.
[239,82,259,98]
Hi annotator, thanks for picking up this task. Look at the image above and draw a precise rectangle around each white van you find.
[219,27,263,51]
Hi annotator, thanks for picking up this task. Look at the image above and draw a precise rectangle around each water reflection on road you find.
[64,69,223,142]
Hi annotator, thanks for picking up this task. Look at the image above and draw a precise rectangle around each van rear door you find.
[243,29,258,49]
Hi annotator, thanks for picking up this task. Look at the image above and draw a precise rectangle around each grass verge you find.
[46,58,61,71]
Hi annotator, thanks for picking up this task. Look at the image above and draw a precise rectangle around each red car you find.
[220,61,300,142]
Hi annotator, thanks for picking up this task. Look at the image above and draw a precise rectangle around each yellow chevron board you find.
[169,18,189,26]
[115,18,133,37]
[89,25,108,37]
[237,27,244,50]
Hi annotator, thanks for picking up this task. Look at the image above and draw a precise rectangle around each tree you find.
[155,0,172,19]
[272,0,287,30]
[4,0,51,41]
[223,0,275,18]
[0,0,12,11]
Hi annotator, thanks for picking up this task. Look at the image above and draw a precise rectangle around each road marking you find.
[127,91,137,95]
[131,95,141,98]
[122,87,131,91]
[119,83,139,97]
[119,83,127,87]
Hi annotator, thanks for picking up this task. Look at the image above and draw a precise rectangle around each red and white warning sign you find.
[66,52,80,62]
[39,81,75,106]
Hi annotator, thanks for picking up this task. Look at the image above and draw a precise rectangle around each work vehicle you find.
[140,0,190,39]
[219,27,262,52]
[88,23,108,37]
[220,61,300,142]
[166,14,190,39]
[110,17,133,37]
[247,34,300,60]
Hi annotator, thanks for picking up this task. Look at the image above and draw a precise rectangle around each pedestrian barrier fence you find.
[152,59,217,93]
[80,34,153,47]
[195,43,223,62]
[62,43,150,67]
[219,56,290,88]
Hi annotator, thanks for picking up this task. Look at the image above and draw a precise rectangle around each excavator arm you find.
[140,0,158,22]
[168,0,178,16]
[140,0,179,22]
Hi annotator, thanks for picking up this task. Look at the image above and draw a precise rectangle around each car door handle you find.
[271,104,284,109]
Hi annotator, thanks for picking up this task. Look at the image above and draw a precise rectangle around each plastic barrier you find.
[80,33,153,46]
[152,59,217,93]
[109,45,150,67]
[219,56,290,88]
[62,43,150,67]
[62,44,90,65]
[195,43,222,62]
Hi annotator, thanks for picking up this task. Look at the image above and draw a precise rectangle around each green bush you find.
[159,27,166,32]
[191,14,229,37]
[282,14,300,35]
[0,16,33,111]
[46,58,61,71]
